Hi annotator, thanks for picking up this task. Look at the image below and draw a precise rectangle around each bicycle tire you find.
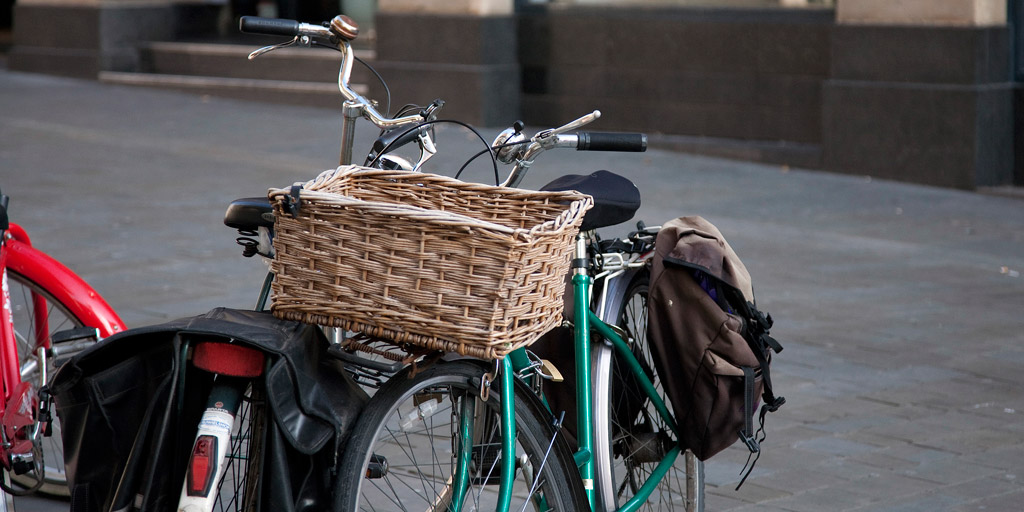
[597,270,705,512]
[335,360,587,512]
[5,270,84,497]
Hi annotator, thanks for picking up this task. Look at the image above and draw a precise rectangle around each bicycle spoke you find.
[601,275,703,511]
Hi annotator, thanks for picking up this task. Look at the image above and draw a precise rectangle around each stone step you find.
[140,41,376,84]
[99,71,368,109]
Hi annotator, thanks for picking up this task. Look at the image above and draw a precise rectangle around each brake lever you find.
[248,35,312,60]
[411,131,438,172]
[534,110,601,142]
[420,99,446,121]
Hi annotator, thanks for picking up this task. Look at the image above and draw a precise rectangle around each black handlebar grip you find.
[576,132,648,152]
[239,16,301,37]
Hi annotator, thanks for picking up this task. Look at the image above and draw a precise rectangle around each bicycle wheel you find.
[597,271,704,512]
[335,360,587,512]
[5,270,84,497]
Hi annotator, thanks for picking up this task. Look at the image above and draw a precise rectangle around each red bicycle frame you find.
[0,222,125,467]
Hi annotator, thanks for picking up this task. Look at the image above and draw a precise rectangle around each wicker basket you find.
[268,166,593,360]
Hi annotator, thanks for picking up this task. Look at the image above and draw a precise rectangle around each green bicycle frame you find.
[498,233,681,512]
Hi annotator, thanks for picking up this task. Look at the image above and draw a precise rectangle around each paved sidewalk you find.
[2,69,1023,511]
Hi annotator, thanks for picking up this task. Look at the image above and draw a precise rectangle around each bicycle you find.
[331,150,705,510]
[188,13,705,512]
[0,188,126,504]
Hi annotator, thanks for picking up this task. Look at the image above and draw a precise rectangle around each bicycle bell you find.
[491,121,527,164]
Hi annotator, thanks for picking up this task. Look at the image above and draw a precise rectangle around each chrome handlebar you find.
[244,15,426,131]
[500,111,602,188]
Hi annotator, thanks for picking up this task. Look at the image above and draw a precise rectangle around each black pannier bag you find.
[49,308,368,512]
[647,217,784,487]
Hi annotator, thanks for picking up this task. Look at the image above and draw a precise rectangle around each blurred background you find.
[2,0,1020,192]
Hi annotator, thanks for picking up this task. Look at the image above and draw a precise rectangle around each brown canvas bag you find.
[648,216,784,485]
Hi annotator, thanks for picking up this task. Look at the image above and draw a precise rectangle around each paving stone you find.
[846,473,942,501]
[849,451,925,471]
[898,459,1002,485]
[961,445,1024,472]
[926,427,1024,454]
[814,457,890,481]
[940,475,1022,501]
[957,356,1024,387]
[765,425,837,446]
[850,493,965,512]
[783,397,875,424]
[961,400,1024,421]
[705,459,757,488]
[764,486,875,512]
[727,482,794,504]
[881,444,959,465]
[793,437,885,457]
[854,396,947,420]
[995,418,1024,434]
[705,491,751,511]
[859,388,960,410]
[951,489,1024,511]
[755,445,835,470]
[805,413,903,435]
[859,418,962,444]
[838,430,917,450]
[736,467,849,495]
[916,410,1017,432]
[945,377,1024,406]
[726,504,803,512]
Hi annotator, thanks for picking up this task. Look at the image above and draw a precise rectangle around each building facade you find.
[6,0,1021,189]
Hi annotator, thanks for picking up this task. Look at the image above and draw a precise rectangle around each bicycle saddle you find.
[540,170,640,231]
[224,197,274,230]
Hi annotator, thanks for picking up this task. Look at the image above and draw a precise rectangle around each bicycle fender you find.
[4,235,125,338]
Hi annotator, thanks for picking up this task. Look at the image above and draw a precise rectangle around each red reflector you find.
[193,341,265,377]
[187,435,219,497]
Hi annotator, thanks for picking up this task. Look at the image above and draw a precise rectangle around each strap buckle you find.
[282,185,303,218]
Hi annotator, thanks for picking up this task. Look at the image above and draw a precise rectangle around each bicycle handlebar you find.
[240,15,424,133]
[239,16,332,39]
[577,132,647,152]
[500,129,647,188]
[238,15,648,177]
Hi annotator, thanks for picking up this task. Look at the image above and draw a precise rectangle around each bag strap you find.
[736,366,760,490]
[739,366,758,453]
[711,284,782,409]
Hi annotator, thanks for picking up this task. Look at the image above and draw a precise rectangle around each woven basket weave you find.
[268,166,593,360]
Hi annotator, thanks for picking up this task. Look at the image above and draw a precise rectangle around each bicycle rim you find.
[337,361,586,511]
[5,271,83,497]
[604,274,704,512]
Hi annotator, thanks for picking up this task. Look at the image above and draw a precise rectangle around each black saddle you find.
[540,170,640,231]
[224,197,274,230]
